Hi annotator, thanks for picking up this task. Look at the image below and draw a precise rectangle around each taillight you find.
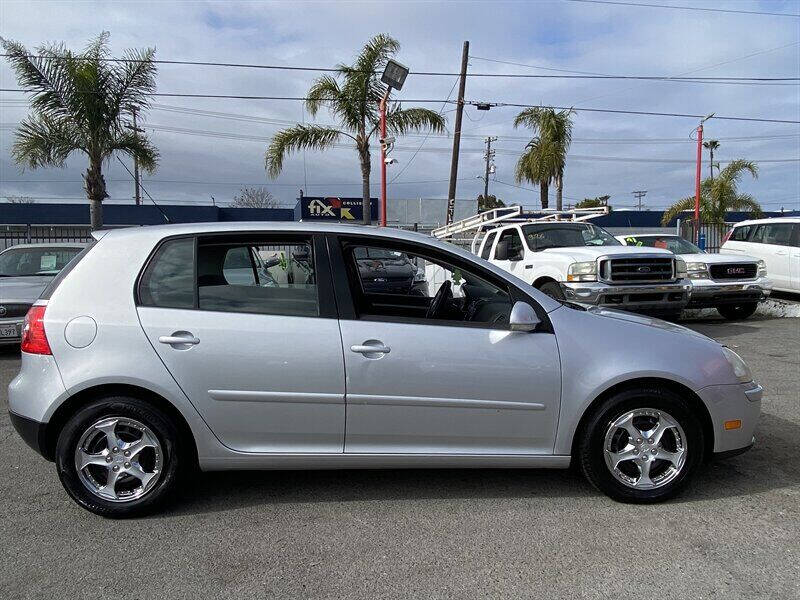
[20,305,52,355]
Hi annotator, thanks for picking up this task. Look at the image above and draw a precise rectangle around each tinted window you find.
[496,229,524,259]
[345,242,513,327]
[480,231,497,260]
[198,241,318,317]
[139,238,195,309]
[0,246,82,277]
[730,225,752,242]
[751,223,793,246]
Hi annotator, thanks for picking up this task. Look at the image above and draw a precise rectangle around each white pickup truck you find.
[433,208,692,316]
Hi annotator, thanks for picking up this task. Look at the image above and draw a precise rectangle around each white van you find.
[721,217,800,293]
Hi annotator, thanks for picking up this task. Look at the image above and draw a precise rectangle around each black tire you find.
[717,302,758,321]
[539,281,565,301]
[55,397,182,518]
[578,386,705,503]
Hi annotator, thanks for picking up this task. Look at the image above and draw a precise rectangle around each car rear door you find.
[329,234,561,456]
[136,233,346,453]
[751,223,793,290]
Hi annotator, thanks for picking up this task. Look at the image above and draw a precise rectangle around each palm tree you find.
[661,159,763,226]
[703,139,720,180]
[2,33,159,230]
[265,35,446,224]
[513,107,574,210]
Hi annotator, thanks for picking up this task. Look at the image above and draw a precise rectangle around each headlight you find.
[567,261,597,282]
[757,259,767,277]
[676,258,687,278]
[722,346,753,383]
[685,261,709,279]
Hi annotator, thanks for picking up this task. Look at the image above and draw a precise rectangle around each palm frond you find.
[305,75,342,117]
[719,159,758,185]
[265,125,346,178]
[353,34,400,75]
[660,196,696,226]
[382,106,446,137]
[112,46,157,117]
[107,130,159,173]
[724,193,764,218]
[11,113,83,169]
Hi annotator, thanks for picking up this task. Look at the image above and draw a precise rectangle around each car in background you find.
[0,243,85,345]
[721,217,800,294]
[618,234,771,320]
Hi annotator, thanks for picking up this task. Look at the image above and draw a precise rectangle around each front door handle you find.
[350,340,391,357]
[158,331,200,348]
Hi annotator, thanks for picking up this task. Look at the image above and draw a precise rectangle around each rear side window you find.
[480,232,497,260]
[751,223,793,246]
[729,225,752,242]
[139,238,195,309]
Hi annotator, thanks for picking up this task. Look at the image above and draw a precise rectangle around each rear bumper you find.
[8,411,50,459]
[687,278,772,308]
[562,280,691,313]
[698,381,762,454]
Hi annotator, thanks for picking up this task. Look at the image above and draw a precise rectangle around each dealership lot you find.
[1,315,798,599]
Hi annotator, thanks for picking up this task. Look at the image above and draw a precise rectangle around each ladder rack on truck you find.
[431,205,610,253]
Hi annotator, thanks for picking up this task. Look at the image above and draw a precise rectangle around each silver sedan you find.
[8,223,760,517]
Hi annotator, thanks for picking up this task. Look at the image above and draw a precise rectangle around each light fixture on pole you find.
[378,59,409,227]
[694,113,714,243]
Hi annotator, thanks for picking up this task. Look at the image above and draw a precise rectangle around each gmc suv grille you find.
[709,263,757,280]
[0,303,31,319]
[600,257,674,284]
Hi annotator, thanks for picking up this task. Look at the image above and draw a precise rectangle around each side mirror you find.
[509,301,541,332]
[494,240,509,261]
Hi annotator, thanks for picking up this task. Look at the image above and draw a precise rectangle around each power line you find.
[0,53,796,81]
[564,0,800,17]
[114,156,170,222]
[2,89,798,123]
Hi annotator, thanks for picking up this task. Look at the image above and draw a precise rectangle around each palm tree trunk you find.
[358,144,371,225]
[540,180,549,210]
[84,157,108,231]
[555,174,563,211]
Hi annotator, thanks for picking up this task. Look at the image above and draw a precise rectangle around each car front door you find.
[330,235,561,455]
[493,227,527,279]
[136,233,346,453]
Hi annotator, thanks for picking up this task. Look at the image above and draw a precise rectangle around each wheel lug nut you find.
[123,451,130,457]
[636,438,642,444]
[651,448,657,455]
[648,438,654,444]
[124,462,131,468]
[112,447,119,453]
[112,465,120,472]
[105,456,113,463]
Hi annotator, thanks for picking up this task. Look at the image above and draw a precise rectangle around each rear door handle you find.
[350,341,391,356]
[159,332,200,347]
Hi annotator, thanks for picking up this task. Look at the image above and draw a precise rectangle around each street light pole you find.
[379,87,390,227]
[694,113,714,243]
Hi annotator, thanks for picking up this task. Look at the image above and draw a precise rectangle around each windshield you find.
[0,247,83,277]
[522,223,621,250]
[622,235,702,254]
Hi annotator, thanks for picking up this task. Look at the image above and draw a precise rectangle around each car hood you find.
[542,245,673,262]
[679,252,760,264]
[0,275,51,302]
[580,304,714,342]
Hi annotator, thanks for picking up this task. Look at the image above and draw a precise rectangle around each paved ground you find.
[1,315,798,599]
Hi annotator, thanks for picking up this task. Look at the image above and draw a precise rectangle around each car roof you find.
[732,216,799,227]
[1,242,87,251]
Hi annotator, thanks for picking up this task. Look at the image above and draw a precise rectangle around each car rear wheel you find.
[717,302,758,321]
[539,281,565,301]
[578,387,705,503]
[55,397,182,518]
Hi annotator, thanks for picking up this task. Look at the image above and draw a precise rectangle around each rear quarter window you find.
[729,225,753,242]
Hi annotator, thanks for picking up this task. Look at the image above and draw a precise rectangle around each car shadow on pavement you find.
[169,412,800,517]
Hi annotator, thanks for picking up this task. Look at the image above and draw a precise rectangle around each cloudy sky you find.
[1,0,798,216]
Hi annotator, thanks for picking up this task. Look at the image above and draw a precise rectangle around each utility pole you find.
[694,113,714,243]
[482,136,497,200]
[125,109,144,206]
[446,41,469,225]
[632,190,647,211]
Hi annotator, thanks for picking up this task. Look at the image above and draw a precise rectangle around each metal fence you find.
[678,221,732,253]
[1,224,97,250]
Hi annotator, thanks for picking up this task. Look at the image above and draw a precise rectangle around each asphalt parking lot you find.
[1,315,798,599]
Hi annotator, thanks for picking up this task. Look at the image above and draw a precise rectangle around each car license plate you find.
[0,324,19,338]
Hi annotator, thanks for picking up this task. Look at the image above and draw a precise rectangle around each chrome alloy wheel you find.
[74,417,163,503]
[603,408,687,490]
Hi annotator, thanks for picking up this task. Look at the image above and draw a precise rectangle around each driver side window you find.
[343,242,514,328]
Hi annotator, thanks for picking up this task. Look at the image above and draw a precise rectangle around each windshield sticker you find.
[40,254,57,270]
[624,237,643,246]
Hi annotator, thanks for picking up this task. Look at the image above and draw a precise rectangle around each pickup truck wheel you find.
[578,387,704,503]
[717,302,758,321]
[55,397,182,518]
[539,281,565,301]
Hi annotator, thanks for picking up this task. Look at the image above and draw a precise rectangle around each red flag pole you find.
[694,122,703,244]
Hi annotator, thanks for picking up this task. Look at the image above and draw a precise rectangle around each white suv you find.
[721,217,799,293]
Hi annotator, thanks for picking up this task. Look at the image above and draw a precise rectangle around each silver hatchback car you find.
[8,223,761,517]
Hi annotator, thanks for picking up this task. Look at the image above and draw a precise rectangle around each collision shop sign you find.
[299,196,378,221]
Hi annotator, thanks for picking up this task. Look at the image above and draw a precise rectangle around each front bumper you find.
[562,280,691,313]
[0,317,23,345]
[687,277,772,308]
[698,381,762,455]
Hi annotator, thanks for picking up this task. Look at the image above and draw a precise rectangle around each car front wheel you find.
[717,302,758,320]
[578,387,705,503]
[55,397,182,518]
